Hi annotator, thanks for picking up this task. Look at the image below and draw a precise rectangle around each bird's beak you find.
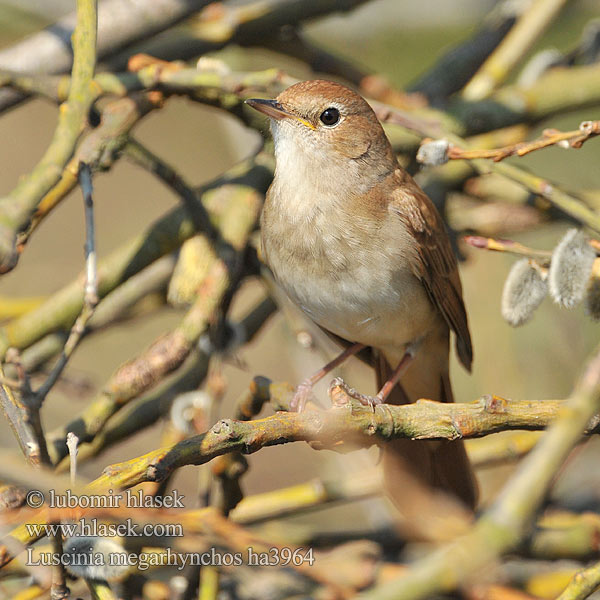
[245,98,291,120]
[245,98,315,129]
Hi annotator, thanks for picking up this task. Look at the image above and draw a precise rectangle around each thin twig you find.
[445,120,600,162]
[0,155,273,360]
[124,138,218,240]
[80,163,98,307]
[464,235,553,260]
[50,533,69,600]
[34,163,99,405]
[66,432,79,486]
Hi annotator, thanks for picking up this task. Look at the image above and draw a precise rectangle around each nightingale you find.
[246,80,477,510]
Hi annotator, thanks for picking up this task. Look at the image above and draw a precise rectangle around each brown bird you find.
[246,80,477,511]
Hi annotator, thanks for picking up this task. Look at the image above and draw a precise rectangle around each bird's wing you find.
[388,169,473,371]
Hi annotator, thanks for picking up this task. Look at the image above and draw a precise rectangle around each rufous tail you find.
[377,333,478,519]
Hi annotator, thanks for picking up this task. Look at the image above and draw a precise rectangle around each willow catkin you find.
[585,259,600,320]
[63,536,130,580]
[548,229,596,308]
[501,258,548,327]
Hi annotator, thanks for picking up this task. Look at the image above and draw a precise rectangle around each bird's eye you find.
[319,107,340,126]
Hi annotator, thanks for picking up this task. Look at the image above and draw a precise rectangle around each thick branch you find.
[88,389,598,492]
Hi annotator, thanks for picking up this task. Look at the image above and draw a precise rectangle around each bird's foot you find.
[289,380,314,412]
[329,377,382,412]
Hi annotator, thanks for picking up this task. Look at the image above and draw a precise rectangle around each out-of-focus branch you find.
[464,235,553,260]
[358,345,600,600]
[20,93,161,248]
[0,0,212,112]
[260,28,423,110]
[451,62,600,135]
[556,562,600,600]
[0,0,98,274]
[408,0,519,104]
[466,431,543,468]
[123,137,217,239]
[46,185,261,465]
[54,297,277,470]
[0,156,273,359]
[230,470,382,525]
[416,132,600,233]
[131,0,373,67]
[462,0,569,100]
[528,511,600,561]
[88,385,599,493]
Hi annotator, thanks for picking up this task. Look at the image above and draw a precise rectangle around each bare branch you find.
[87,387,599,493]
[34,163,99,406]
[443,120,600,162]
[0,0,98,273]
[462,0,569,100]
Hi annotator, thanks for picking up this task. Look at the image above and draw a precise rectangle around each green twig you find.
[557,562,600,600]
[0,0,98,273]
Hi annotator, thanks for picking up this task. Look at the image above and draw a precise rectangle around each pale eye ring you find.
[319,107,340,127]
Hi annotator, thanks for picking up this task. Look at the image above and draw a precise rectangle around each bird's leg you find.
[290,342,366,412]
[352,342,420,410]
[374,349,416,404]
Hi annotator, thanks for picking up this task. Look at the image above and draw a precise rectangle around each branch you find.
[463,235,553,261]
[0,364,50,468]
[0,0,98,273]
[53,297,276,471]
[357,344,600,600]
[462,0,569,100]
[46,185,261,465]
[415,127,600,232]
[556,562,600,600]
[34,163,99,405]
[0,155,273,359]
[0,0,212,112]
[19,93,161,250]
[445,120,600,162]
[407,0,518,104]
[87,387,598,493]
[466,431,543,468]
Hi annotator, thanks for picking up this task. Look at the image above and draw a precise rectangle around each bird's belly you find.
[272,254,434,349]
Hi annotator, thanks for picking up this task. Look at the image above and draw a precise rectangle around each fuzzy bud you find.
[549,229,596,308]
[501,259,548,326]
[416,139,449,166]
[63,536,130,581]
[585,259,600,320]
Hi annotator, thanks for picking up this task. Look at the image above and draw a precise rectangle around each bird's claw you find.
[332,378,382,412]
[290,380,313,412]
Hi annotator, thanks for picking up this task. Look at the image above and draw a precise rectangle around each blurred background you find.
[0,0,599,556]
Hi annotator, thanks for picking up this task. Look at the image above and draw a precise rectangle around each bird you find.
[246,80,477,511]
